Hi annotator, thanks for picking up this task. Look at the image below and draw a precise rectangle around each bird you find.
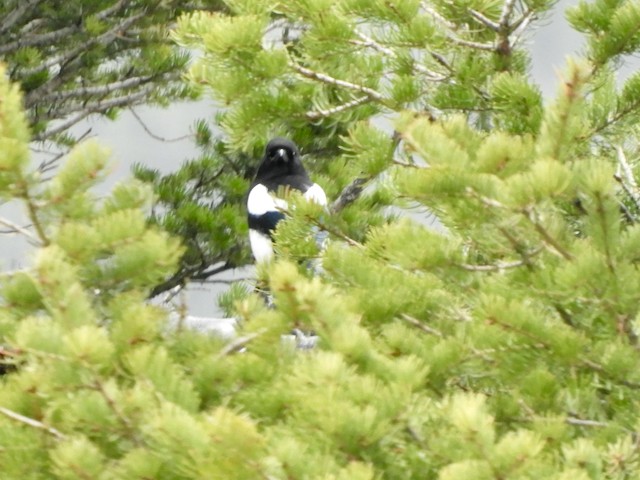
[247,137,327,263]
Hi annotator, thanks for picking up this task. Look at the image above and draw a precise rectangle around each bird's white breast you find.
[249,229,275,263]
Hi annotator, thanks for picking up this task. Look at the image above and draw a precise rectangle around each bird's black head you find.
[264,137,300,165]
[254,137,310,188]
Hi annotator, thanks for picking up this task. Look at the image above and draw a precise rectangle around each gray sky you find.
[4,0,640,316]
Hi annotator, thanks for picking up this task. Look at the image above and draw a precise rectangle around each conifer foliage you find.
[4,0,640,478]
[0,0,225,144]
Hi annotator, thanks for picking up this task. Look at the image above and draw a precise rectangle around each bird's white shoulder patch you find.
[247,183,289,215]
[249,229,274,263]
[304,183,328,206]
[248,184,275,216]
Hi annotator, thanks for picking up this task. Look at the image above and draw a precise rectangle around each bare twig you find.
[18,189,49,246]
[215,329,266,359]
[421,2,495,51]
[524,207,574,261]
[307,216,362,248]
[420,2,456,30]
[34,86,154,141]
[0,0,44,35]
[509,9,535,48]
[469,9,500,31]
[467,189,573,261]
[581,357,640,389]
[0,406,65,439]
[565,416,609,428]
[498,0,518,30]
[614,146,640,210]
[129,108,193,143]
[458,247,543,271]
[95,0,133,20]
[0,216,41,244]
[0,25,78,55]
[36,129,93,173]
[305,96,370,120]
[400,313,443,337]
[352,31,447,81]
[35,76,156,104]
[20,13,146,78]
[149,261,234,299]
[290,62,385,101]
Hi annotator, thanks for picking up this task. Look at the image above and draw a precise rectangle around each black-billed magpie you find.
[247,137,327,263]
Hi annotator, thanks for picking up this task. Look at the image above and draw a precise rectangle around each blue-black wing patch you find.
[248,211,286,238]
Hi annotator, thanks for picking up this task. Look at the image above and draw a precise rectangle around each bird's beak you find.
[276,148,290,162]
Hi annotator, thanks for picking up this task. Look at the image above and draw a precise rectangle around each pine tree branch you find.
[509,9,535,48]
[34,76,157,105]
[0,216,41,244]
[421,2,495,51]
[306,216,362,248]
[330,176,373,214]
[129,108,194,143]
[14,185,50,246]
[95,0,134,19]
[580,357,640,389]
[523,207,574,261]
[471,189,574,261]
[92,380,135,434]
[0,406,65,439]
[352,31,447,81]
[420,3,456,30]
[19,12,146,78]
[468,9,500,32]
[0,0,44,35]
[290,62,385,101]
[214,329,266,359]
[149,261,234,299]
[0,25,78,55]
[457,247,543,271]
[614,146,640,212]
[400,313,443,337]
[34,86,154,141]
[565,416,610,428]
[305,96,371,120]
[498,0,517,31]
